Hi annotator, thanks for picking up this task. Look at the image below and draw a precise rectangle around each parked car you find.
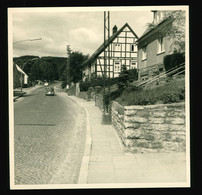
[45,87,55,96]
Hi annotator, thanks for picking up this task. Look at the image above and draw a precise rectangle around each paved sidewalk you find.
[59,94,189,186]
[13,85,41,101]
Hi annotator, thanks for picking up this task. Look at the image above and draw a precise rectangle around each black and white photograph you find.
[8,6,190,189]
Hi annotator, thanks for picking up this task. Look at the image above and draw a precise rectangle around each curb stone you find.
[58,93,92,184]
[77,106,92,184]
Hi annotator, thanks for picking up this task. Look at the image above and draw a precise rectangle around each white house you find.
[15,63,29,85]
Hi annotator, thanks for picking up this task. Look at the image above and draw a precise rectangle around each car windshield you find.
[46,87,54,91]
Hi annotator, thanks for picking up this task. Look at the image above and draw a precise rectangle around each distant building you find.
[82,23,139,81]
[14,63,29,88]
[13,63,21,88]
[137,11,174,80]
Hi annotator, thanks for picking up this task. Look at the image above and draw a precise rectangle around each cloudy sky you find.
[9,7,155,58]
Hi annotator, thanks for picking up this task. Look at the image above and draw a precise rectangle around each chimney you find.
[112,25,118,34]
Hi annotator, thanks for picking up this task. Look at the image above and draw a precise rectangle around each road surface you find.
[14,84,86,185]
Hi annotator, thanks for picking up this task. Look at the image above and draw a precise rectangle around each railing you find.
[138,63,165,80]
[136,62,185,88]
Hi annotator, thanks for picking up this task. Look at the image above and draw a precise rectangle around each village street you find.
[14,84,86,184]
[12,83,187,187]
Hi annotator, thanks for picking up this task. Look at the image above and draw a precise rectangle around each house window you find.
[131,44,135,52]
[114,43,121,51]
[131,61,137,69]
[114,61,121,72]
[142,46,147,60]
[158,37,165,54]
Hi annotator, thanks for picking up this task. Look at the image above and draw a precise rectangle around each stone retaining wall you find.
[111,101,186,153]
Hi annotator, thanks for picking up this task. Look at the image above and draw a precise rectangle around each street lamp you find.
[13,38,42,45]
[13,37,42,91]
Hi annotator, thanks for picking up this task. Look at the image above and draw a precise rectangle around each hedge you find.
[163,53,185,73]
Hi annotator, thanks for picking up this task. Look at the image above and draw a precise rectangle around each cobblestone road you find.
[14,85,86,184]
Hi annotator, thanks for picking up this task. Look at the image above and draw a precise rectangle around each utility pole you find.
[103,11,110,114]
[66,45,71,89]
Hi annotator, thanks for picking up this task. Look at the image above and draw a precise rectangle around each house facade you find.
[137,11,174,80]
[14,63,29,88]
[82,23,139,80]
[13,63,21,88]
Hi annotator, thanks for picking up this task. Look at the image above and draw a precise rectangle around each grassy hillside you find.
[115,75,185,106]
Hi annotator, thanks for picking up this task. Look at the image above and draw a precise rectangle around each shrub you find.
[116,77,185,106]
[118,66,138,89]
[68,85,76,95]
[80,76,120,92]
[80,80,91,91]
[61,80,67,89]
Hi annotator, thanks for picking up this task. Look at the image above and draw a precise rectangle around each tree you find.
[164,10,186,53]
[68,51,89,83]
[14,56,67,82]
[30,60,42,81]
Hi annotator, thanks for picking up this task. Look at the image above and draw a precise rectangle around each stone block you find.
[172,134,186,142]
[161,132,172,141]
[124,139,135,147]
[124,129,142,139]
[118,114,123,120]
[169,124,185,131]
[134,116,148,123]
[136,110,150,117]
[152,111,166,118]
[143,104,167,110]
[151,141,163,149]
[124,116,148,123]
[137,140,151,148]
[152,124,170,131]
[167,111,185,117]
[140,123,153,130]
[144,133,156,140]
[166,117,185,125]
[176,131,186,135]
[163,141,179,151]
[135,148,161,153]
[113,110,118,115]
[125,110,138,116]
[149,117,165,124]
[124,105,144,110]
[124,122,140,129]
[166,102,185,109]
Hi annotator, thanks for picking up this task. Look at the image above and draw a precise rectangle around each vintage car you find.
[45,87,55,96]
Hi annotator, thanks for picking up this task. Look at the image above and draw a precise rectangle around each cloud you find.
[11,9,153,57]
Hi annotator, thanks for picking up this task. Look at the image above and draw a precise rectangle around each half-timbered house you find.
[82,23,139,80]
